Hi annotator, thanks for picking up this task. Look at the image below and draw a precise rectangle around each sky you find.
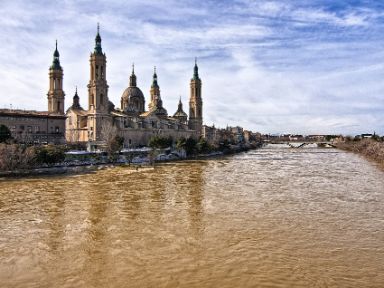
[0,0,384,135]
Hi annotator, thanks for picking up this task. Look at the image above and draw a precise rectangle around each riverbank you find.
[336,139,384,168]
[0,142,261,178]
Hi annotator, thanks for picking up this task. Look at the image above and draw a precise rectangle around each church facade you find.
[65,26,203,148]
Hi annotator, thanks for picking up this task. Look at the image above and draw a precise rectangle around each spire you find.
[129,63,137,87]
[51,40,62,70]
[54,40,59,56]
[193,57,199,80]
[173,96,187,119]
[94,23,103,55]
[151,66,159,88]
[72,86,82,109]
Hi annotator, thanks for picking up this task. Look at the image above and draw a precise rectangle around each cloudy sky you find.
[0,0,383,135]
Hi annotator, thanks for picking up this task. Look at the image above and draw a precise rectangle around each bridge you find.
[264,141,337,148]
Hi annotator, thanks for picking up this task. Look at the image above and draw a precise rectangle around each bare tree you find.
[100,121,124,160]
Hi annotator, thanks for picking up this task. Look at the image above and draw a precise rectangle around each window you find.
[55,127,59,133]
[27,126,32,133]
[100,94,104,105]
[19,125,24,130]
[35,126,40,133]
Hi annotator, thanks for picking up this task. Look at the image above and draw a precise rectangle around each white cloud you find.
[0,0,383,135]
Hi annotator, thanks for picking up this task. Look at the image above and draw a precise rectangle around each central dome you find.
[121,86,145,114]
[121,67,146,114]
[121,86,144,101]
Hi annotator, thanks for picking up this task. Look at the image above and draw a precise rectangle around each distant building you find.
[0,109,65,144]
[1,25,205,148]
[0,41,66,144]
[361,133,373,139]
[66,25,203,148]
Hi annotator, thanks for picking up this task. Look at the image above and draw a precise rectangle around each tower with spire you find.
[147,67,168,116]
[47,40,65,115]
[149,66,160,111]
[188,58,203,134]
[87,23,111,141]
[87,23,109,113]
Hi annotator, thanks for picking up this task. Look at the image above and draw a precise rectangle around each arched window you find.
[57,101,61,112]
[100,94,104,105]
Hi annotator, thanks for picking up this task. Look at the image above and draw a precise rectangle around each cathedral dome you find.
[121,86,145,101]
[121,86,145,114]
[121,65,146,114]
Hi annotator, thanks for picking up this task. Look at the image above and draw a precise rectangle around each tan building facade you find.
[0,110,65,144]
[66,26,203,148]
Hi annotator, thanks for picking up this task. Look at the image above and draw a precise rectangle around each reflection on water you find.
[1,146,384,287]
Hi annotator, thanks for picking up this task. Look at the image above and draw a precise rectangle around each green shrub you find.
[35,145,66,165]
[149,136,173,149]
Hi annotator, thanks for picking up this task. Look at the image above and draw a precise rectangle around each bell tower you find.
[87,23,109,113]
[47,40,65,115]
[87,24,111,141]
[188,58,203,135]
[149,66,160,111]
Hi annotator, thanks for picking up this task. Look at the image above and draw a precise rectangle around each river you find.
[1,145,384,287]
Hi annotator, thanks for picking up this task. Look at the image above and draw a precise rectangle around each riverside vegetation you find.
[0,123,259,173]
[336,136,384,168]
[3,122,383,173]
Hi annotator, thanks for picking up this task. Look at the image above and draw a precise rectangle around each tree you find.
[0,125,12,143]
[185,137,197,156]
[176,137,187,150]
[148,135,173,149]
[100,122,124,160]
[35,145,66,165]
[197,137,212,154]
[0,144,36,171]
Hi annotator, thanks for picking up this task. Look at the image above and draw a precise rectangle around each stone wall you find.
[119,128,197,147]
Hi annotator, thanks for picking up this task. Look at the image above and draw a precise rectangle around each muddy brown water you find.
[1,145,383,287]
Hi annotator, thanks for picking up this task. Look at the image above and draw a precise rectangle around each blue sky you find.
[0,0,383,135]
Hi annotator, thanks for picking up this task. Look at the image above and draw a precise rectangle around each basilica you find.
[63,26,203,148]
